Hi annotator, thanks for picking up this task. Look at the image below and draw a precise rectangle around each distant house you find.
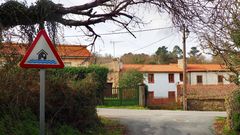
[122,59,234,105]
[57,45,91,67]
[0,43,91,67]
[96,58,122,94]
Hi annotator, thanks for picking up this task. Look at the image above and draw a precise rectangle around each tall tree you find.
[172,45,183,59]
[187,46,206,64]
[188,47,201,57]
[155,46,170,64]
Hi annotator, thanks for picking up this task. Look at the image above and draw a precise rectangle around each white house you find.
[122,64,183,98]
[122,61,232,99]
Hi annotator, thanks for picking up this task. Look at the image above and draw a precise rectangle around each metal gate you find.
[103,86,139,106]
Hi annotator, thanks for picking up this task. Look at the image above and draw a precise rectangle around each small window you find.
[180,73,183,82]
[148,74,154,83]
[218,75,224,83]
[64,62,72,67]
[168,73,174,83]
[197,75,203,84]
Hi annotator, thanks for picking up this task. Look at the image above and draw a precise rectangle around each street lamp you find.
[182,24,189,110]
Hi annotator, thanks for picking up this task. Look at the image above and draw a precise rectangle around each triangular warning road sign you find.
[20,29,64,68]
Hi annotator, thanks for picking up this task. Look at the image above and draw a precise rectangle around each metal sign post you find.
[40,69,45,135]
[19,29,64,135]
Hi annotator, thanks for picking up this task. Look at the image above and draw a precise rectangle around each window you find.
[197,75,203,84]
[148,74,154,83]
[168,73,174,83]
[180,73,183,82]
[64,62,72,67]
[218,75,224,84]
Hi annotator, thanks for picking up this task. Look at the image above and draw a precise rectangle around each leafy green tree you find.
[187,46,206,64]
[155,46,171,64]
[119,70,143,88]
[188,47,201,57]
[172,45,183,59]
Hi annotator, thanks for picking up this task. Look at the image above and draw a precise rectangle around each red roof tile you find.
[57,45,91,57]
[122,64,227,72]
[122,64,182,73]
[187,64,226,72]
[0,43,91,57]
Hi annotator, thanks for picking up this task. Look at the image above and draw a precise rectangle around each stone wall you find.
[177,84,237,111]
[187,98,225,111]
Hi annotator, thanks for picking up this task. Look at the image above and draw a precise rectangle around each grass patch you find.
[213,117,239,135]
[84,117,127,135]
[97,105,147,110]
[101,117,127,135]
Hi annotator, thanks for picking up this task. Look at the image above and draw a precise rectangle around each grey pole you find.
[40,69,45,135]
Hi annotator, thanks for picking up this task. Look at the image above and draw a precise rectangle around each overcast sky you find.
[1,0,200,58]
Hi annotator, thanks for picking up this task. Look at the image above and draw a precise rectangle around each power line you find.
[64,26,179,37]
[131,33,175,52]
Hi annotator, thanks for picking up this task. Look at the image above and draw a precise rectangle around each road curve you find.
[97,108,226,135]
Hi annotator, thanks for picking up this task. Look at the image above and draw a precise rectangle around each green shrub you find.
[48,65,108,104]
[0,66,107,132]
[119,69,143,88]
[225,89,240,132]
[233,113,240,131]
[0,107,39,135]
[54,124,81,135]
[45,73,100,131]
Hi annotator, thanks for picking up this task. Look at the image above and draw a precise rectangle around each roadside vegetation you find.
[0,66,113,134]
[98,105,146,110]
[214,117,238,135]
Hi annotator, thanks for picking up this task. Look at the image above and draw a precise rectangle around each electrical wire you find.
[64,26,179,37]
[131,33,175,52]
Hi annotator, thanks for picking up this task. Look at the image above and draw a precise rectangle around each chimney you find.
[178,59,184,69]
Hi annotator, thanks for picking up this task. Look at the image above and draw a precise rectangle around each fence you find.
[103,86,139,106]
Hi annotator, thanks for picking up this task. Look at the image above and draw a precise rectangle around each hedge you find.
[0,65,108,132]
[225,88,240,132]
[48,65,109,104]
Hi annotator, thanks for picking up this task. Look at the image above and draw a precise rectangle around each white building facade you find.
[188,71,232,85]
[122,63,232,99]
[144,72,182,98]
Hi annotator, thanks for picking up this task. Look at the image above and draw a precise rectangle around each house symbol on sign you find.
[37,49,48,60]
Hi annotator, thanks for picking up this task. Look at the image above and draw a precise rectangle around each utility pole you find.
[182,24,188,111]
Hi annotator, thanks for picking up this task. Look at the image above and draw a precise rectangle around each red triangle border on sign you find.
[20,29,64,68]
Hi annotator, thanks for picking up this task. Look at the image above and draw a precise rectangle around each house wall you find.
[189,72,232,85]
[144,72,182,98]
[62,57,90,67]
[102,60,120,88]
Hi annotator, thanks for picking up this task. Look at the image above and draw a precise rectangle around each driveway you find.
[97,108,226,135]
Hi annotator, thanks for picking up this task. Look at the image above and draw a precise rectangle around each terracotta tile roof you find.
[57,45,91,57]
[0,44,26,55]
[187,64,226,72]
[0,43,91,57]
[122,64,227,72]
[122,64,183,73]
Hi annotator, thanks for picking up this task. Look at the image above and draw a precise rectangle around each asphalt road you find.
[97,108,226,135]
